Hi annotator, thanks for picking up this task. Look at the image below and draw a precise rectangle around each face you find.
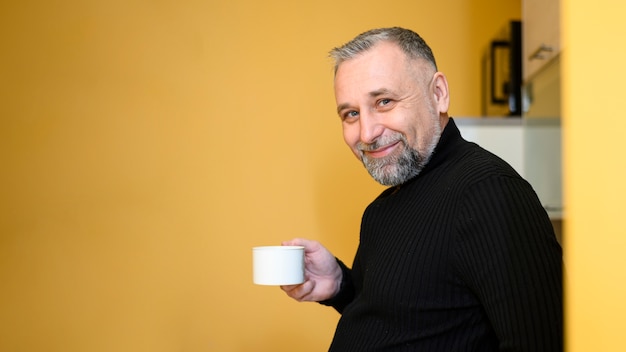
[334,41,450,186]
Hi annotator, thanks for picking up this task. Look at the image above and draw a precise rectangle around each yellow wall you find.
[0,1,520,351]
[562,1,626,351]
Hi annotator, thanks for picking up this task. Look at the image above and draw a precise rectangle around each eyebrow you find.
[336,103,351,115]
[369,88,393,97]
[336,88,394,114]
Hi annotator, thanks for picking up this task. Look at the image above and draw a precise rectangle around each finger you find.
[282,238,319,253]
[299,280,322,302]
[281,239,297,246]
[280,284,299,292]
[282,280,314,302]
[282,237,314,247]
[280,283,306,299]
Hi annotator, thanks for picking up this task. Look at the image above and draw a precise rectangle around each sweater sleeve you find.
[454,175,563,352]
[318,258,355,313]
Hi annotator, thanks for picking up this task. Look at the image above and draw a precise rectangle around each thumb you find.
[282,238,315,249]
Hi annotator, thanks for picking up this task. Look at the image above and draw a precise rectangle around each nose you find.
[359,111,384,144]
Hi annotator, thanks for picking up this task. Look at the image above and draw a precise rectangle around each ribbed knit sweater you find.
[322,118,563,351]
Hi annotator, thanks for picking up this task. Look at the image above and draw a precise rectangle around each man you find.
[282,27,562,351]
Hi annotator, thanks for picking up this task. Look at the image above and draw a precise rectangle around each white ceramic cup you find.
[252,246,305,285]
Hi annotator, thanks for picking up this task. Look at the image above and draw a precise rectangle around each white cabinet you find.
[523,0,561,81]
[456,117,563,219]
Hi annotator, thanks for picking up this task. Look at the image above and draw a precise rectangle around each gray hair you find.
[329,27,437,73]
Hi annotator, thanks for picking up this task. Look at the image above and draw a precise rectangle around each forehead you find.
[335,41,408,81]
[334,42,424,99]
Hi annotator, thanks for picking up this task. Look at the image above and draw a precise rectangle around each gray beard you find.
[359,129,441,186]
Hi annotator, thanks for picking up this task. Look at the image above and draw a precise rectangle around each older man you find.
[282,27,562,351]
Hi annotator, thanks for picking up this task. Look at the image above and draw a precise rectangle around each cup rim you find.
[252,245,304,251]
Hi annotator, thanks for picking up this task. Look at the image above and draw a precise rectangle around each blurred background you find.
[0,0,522,350]
[1,0,625,351]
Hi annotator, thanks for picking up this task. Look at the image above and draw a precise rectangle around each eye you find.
[342,110,359,122]
[379,98,391,106]
[376,98,395,111]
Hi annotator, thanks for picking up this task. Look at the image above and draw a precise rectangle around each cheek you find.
[342,125,362,158]
[411,120,437,150]
[404,106,436,147]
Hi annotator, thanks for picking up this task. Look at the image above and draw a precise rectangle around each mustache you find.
[357,134,407,152]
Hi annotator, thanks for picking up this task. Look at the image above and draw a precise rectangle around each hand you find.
[280,238,343,302]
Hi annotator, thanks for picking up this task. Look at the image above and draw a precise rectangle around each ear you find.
[432,72,450,114]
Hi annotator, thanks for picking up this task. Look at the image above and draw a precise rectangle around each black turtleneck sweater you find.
[321,118,563,351]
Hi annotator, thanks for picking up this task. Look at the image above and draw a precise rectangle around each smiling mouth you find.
[362,140,401,159]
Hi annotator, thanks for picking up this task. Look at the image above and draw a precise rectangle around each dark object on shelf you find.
[482,21,522,117]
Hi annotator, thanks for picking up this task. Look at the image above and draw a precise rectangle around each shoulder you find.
[442,139,524,189]
[424,118,524,188]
